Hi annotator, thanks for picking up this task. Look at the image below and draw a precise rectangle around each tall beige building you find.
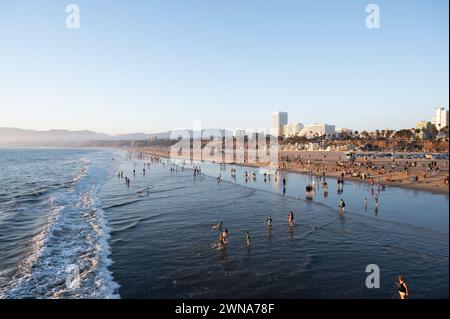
[272,112,288,137]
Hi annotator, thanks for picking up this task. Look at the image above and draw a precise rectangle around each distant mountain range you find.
[0,127,235,147]
[0,127,176,147]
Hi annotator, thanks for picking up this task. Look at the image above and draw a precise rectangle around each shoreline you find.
[130,147,449,195]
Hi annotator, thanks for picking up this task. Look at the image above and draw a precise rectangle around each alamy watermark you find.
[66,264,80,289]
[63,4,379,31]
[65,4,80,29]
[168,121,280,173]
[365,264,380,288]
[365,4,380,29]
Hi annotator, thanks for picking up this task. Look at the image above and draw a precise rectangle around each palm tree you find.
[385,130,395,140]
[429,125,438,140]
[440,126,448,137]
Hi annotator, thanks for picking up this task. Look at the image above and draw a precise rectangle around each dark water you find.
[103,155,448,299]
[0,149,448,299]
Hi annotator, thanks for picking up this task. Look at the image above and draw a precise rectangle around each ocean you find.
[0,148,448,298]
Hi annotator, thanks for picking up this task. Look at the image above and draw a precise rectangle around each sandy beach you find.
[132,147,449,194]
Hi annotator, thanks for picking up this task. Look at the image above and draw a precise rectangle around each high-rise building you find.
[272,112,288,136]
[432,107,449,131]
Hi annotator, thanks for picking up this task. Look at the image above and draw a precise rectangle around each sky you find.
[0,0,448,135]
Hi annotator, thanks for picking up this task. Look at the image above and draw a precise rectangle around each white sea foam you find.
[0,154,120,299]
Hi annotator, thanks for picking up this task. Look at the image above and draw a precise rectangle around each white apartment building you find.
[335,128,352,134]
[432,107,449,131]
[283,123,304,137]
[300,123,335,138]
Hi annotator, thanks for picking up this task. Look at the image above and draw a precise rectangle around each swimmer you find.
[364,198,368,208]
[211,237,226,250]
[288,210,294,225]
[245,232,251,245]
[221,229,229,241]
[339,199,346,213]
[266,216,273,227]
[216,237,226,248]
[212,222,223,230]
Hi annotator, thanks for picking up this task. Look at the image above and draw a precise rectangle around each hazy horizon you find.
[1,0,448,134]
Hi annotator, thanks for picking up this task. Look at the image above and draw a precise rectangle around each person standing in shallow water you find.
[245,232,251,245]
[288,210,294,225]
[338,199,345,213]
[397,276,409,299]
[266,216,272,228]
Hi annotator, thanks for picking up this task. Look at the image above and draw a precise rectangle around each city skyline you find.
[1,105,448,138]
[0,0,448,134]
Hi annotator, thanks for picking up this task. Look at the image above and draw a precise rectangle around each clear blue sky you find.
[0,0,448,134]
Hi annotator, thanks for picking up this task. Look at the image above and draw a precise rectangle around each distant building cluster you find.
[230,107,448,142]
[415,107,449,140]
[271,107,448,141]
[272,111,335,138]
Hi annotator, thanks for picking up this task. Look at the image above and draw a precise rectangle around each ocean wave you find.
[0,161,120,299]
[103,185,185,210]
[103,199,142,210]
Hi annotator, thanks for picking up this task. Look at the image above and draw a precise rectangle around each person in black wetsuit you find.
[266,216,272,228]
[339,199,346,213]
[397,276,409,299]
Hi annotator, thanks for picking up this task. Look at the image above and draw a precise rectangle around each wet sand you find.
[132,147,449,194]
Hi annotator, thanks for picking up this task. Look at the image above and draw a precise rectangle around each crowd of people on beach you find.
[280,153,449,192]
